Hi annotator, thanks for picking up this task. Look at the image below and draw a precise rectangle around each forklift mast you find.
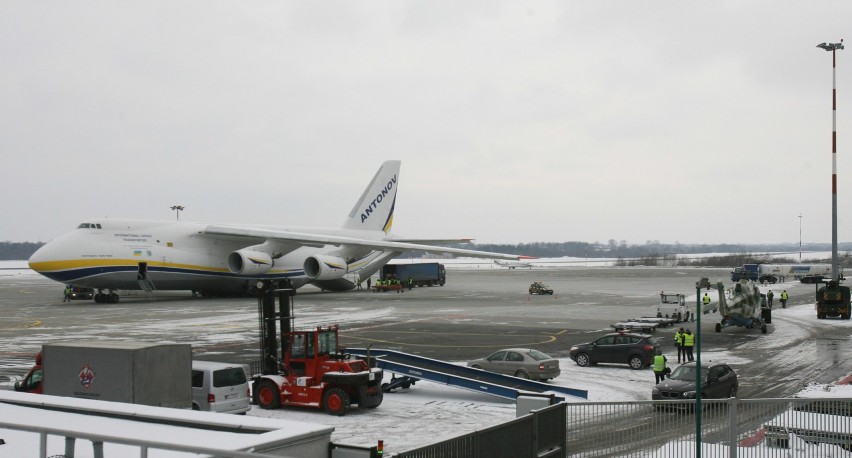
[257,281,295,375]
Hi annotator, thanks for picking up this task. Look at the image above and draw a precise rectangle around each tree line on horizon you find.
[3,240,852,267]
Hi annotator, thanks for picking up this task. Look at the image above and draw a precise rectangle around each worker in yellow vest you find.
[683,329,695,362]
[653,350,668,384]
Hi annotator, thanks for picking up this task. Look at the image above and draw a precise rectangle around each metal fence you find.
[564,397,852,457]
[394,402,566,458]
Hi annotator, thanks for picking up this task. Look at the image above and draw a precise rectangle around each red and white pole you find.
[818,40,844,281]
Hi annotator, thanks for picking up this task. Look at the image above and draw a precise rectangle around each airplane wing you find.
[201,225,525,260]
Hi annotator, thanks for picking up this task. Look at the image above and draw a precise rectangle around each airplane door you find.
[138,262,148,280]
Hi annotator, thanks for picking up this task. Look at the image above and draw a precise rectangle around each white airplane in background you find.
[28,161,527,302]
[493,260,534,269]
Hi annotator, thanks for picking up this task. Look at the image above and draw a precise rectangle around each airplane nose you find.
[28,244,48,270]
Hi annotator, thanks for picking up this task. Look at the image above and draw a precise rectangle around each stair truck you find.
[816,280,852,320]
[251,283,383,416]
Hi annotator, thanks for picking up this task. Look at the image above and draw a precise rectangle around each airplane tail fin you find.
[343,160,401,233]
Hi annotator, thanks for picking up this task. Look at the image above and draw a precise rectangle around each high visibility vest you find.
[703,295,711,305]
[683,333,695,347]
[781,292,788,300]
[653,355,666,372]
[674,332,683,346]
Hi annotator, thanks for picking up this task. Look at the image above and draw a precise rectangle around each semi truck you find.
[14,341,192,408]
[381,262,446,287]
[730,264,833,284]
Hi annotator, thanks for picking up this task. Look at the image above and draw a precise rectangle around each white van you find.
[191,361,251,414]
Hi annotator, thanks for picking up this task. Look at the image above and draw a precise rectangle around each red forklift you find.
[251,282,383,415]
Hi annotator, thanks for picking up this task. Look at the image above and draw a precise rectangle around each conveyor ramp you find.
[346,348,587,401]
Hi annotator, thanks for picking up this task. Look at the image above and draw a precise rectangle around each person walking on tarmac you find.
[767,290,774,308]
[702,292,711,310]
[356,278,362,291]
[407,276,414,291]
[780,290,788,308]
[367,277,372,291]
[674,328,685,363]
[63,285,72,302]
[683,329,695,362]
[653,349,668,384]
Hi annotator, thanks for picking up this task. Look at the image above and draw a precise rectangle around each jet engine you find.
[304,255,349,280]
[228,250,274,276]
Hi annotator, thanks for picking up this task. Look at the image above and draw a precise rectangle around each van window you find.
[191,370,204,388]
[213,368,247,388]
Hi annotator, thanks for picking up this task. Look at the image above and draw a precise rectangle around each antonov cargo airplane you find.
[28,161,525,302]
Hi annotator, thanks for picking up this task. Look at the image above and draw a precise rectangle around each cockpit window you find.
[77,223,102,229]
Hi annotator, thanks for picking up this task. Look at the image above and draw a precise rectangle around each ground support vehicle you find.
[373,283,404,293]
[730,263,834,284]
[69,286,94,300]
[251,284,383,416]
[381,263,446,287]
[14,341,191,408]
[656,292,688,322]
[347,347,587,400]
[529,282,554,295]
[611,321,656,333]
[816,280,851,320]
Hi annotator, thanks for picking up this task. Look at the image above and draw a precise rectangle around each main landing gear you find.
[94,289,120,303]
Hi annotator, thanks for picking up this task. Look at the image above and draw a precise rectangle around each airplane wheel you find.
[761,324,767,334]
[715,323,722,333]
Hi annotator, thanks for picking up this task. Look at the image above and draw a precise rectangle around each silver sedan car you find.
[467,348,561,380]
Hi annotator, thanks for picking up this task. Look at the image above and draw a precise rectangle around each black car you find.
[69,286,94,300]
[651,361,738,401]
[568,332,659,370]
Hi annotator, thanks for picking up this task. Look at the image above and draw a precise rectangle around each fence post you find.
[728,397,738,458]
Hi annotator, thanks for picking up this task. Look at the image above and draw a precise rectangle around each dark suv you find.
[652,361,738,401]
[569,332,659,370]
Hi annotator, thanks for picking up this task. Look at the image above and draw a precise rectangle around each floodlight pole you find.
[695,282,703,457]
[817,40,844,281]
[170,205,185,221]
[799,214,803,262]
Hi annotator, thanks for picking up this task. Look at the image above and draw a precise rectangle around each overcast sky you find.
[3,1,852,245]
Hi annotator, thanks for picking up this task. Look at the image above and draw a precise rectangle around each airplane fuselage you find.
[29,219,385,294]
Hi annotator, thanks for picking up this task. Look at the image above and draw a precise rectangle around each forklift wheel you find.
[256,380,281,409]
[323,387,351,416]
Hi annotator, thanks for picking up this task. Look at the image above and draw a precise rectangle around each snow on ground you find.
[2,259,849,456]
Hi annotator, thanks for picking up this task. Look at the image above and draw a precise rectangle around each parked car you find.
[569,332,659,369]
[651,361,738,401]
[529,282,554,295]
[191,361,251,414]
[467,348,560,380]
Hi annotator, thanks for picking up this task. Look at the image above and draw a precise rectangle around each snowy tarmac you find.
[1,261,850,455]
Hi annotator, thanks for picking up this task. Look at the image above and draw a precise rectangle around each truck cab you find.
[14,352,43,394]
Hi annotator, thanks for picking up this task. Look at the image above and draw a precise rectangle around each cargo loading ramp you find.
[346,348,587,401]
